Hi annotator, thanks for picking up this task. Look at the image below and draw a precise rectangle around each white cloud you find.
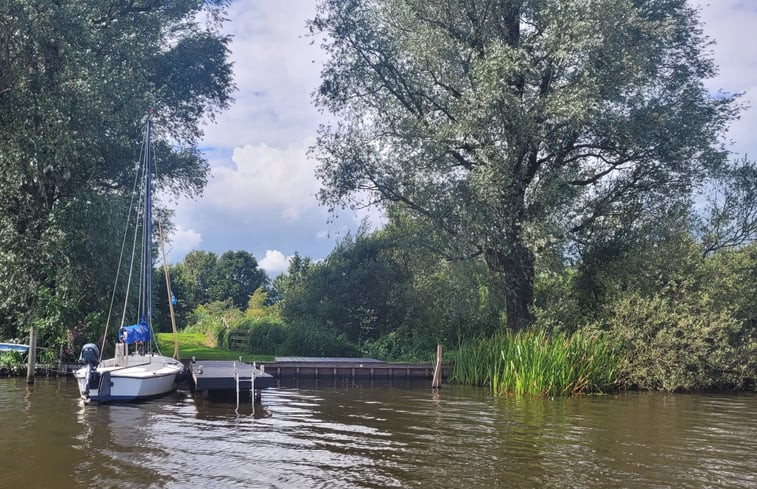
[698,1,757,157]
[199,140,321,222]
[166,225,203,263]
[258,249,293,276]
[200,0,324,149]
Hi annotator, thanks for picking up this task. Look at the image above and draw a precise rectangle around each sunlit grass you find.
[155,332,274,362]
[450,329,621,397]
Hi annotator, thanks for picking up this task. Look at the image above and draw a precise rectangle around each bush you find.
[278,320,360,357]
[360,326,437,362]
[184,300,242,347]
[248,320,287,355]
[590,291,755,391]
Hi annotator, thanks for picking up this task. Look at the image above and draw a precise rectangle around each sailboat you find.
[74,115,184,403]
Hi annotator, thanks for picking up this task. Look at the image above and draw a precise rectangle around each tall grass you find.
[450,329,621,397]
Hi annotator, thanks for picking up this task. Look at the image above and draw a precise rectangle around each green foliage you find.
[280,227,413,342]
[0,351,26,374]
[247,320,288,355]
[589,294,752,392]
[211,251,269,311]
[450,329,621,397]
[698,156,757,255]
[279,218,504,355]
[279,321,360,358]
[184,300,242,346]
[246,288,273,319]
[532,268,582,333]
[311,0,739,330]
[0,0,233,342]
[182,289,359,357]
[588,243,757,392]
[360,326,436,362]
[158,250,269,331]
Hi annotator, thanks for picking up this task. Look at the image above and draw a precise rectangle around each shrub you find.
[184,300,242,347]
[247,319,287,355]
[279,320,360,357]
[360,326,437,362]
[590,292,755,391]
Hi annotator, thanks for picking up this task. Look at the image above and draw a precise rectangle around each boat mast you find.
[143,116,153,333]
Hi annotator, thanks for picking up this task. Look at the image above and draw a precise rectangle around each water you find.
[1,377,755,488]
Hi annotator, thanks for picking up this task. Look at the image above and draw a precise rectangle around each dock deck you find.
[190,360,275,401]
[188,357,447,400]
[261,357,447,381]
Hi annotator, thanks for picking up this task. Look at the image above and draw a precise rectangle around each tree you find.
[0,0,233,342]
[174,250,220,310]
[310,0,738,330]
[210,251,269,310]
[698,157,757,255]
[281,229,412,343]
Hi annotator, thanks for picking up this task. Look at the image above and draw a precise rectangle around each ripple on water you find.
[2,379,756,488]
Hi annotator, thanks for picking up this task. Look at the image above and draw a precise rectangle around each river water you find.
[1,376,755,488]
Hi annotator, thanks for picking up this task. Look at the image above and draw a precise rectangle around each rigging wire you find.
[98,128,145,362]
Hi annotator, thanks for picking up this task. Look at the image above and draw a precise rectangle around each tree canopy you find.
[310,0,740,330]
[164,250,269,329]
[0,0,234,342]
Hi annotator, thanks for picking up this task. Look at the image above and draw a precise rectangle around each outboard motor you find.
[79,343,100,367]
[79,343,101,398]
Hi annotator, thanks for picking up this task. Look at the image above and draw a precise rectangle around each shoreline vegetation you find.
[1,2,755,398]
[450,330,620,397]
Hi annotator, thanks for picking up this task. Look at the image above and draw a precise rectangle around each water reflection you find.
[1,377,755,488]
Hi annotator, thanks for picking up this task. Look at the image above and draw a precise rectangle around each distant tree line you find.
[153,250,269,332]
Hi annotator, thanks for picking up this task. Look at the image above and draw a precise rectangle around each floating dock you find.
[187,357,447,400]
[260,357,447,381]
[190,360,275,401]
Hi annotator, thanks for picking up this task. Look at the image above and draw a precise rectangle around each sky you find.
[166,0,757,276]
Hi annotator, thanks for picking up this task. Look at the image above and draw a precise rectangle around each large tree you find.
[0,0,233,341]
[210,251,269,311]
[310,0,739,330]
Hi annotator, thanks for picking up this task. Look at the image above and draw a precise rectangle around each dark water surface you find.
[1,376,755,488]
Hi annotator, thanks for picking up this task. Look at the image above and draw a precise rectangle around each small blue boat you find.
[0,343,29,353]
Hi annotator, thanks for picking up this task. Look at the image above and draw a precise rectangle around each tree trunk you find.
[485,241,535,331]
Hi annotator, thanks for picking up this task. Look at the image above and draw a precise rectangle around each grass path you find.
[155,332,273,362]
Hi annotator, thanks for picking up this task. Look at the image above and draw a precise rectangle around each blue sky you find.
[166,0,757,275]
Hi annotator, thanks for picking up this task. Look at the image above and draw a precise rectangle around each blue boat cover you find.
[119,317,151,344]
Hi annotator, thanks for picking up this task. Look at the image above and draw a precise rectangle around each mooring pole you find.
[26,325,37,385]
[432,343,442,389]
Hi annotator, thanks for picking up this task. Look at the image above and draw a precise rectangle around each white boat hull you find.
[74,354,183,403]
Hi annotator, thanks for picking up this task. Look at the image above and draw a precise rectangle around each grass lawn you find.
[156,332,274,362]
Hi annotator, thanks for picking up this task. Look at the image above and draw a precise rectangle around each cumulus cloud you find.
[167,0,353,265]
[258,249,293,276]
[201,1,323,149]
[202,141,321,221]
[166,225,203,263]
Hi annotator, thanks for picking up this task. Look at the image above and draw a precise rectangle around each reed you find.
[450,329,620,396]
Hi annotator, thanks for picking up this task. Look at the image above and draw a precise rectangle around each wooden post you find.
[432,343,442,389]
[157,221,180,360]
[26,326,37,385]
